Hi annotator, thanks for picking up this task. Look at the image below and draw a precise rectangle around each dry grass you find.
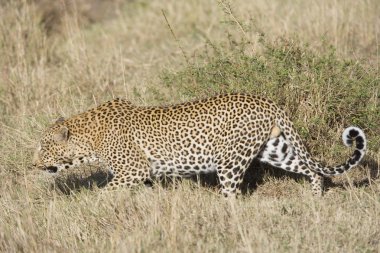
[0,0,379,252]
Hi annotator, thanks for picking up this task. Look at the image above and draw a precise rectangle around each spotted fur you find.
[32,94,367,196]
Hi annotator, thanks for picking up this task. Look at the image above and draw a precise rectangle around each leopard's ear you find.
[55,117,65,124]
[53,126,69,143]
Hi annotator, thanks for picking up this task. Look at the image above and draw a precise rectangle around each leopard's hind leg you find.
[258,135,324,196]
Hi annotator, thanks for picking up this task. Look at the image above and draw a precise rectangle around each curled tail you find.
[311,126,367,175]
[274,114,367,175]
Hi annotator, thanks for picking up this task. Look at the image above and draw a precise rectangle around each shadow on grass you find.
[179,155,380,195]
[52,169,112,194]
[52,155,379,195]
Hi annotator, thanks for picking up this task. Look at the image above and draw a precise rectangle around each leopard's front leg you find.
[99,138,151,190]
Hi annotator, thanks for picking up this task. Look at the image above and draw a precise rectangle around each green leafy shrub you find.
[161,38,379,154]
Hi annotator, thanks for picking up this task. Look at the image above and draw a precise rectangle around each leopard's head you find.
[33,118,77,173]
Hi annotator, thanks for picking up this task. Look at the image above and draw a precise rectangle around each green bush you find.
[161,38,379,154]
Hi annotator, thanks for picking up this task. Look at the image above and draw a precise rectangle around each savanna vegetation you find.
[0,0,379,252]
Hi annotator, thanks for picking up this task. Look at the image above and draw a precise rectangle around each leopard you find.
[32,93,367,197]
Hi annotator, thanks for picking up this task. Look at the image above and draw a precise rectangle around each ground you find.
[0,0,379,252]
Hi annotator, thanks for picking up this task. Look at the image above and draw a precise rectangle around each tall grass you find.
[0,0,379,252]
